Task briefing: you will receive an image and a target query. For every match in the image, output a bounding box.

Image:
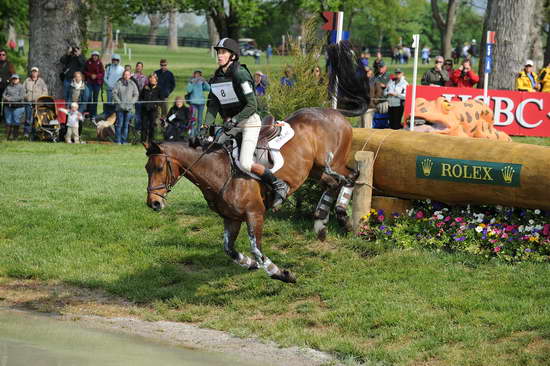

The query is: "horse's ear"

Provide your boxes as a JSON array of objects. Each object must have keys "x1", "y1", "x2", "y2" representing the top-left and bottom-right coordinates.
[{"x1": 145, "y1": 141, "x2": 162, "y2": 155}]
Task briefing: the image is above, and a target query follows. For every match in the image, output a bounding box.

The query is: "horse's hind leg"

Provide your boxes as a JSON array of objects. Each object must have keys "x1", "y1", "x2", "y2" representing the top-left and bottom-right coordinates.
[
  {"x1": 224, "y1": 218, "x2": 259, "y2": 270},
  {"x1": 246, "y1": 212, "x2": 296, "y2": 283},
  {"x1": 314, "y1": 188, "x2": 337, "y2": 241}
]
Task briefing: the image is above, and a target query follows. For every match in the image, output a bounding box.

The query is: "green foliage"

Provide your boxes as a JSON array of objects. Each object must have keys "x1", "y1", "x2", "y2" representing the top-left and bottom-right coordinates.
[
  {"x1": 0, "y1": 0, "x2": 28, "y2": 45},
  {"x1": 264, "y1": 18, "x2": 329, "y2": 120}
]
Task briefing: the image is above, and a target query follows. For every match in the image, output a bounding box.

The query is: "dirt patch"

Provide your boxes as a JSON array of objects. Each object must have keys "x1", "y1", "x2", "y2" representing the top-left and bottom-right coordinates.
[{"x1": 0, "y1": 278, "x2": 345, "y2": 366}]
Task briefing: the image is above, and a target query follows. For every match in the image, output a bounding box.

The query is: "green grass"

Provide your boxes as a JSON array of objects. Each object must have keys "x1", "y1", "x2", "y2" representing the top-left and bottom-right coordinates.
[{"x1": 2, "y1": 138, "x2": 550, "y2": 365}]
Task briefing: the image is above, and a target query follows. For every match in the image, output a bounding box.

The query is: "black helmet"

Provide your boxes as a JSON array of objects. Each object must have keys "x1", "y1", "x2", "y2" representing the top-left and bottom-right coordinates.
[{"x1": 214, "y1": 38, "x2": 240, "y2": 57}]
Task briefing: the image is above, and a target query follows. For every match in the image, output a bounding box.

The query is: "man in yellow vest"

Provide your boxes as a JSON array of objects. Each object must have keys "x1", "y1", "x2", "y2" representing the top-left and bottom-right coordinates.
[
  {"x1": 515, "y1": 60, "x2": 539, "y2": 92},
  {"x1": 538, "y1": 61, "x2": 550, "y2": 93}
]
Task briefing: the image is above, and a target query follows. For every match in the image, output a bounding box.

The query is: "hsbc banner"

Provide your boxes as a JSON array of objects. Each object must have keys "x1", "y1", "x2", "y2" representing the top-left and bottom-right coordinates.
[{"x1": 403, "y1": 85, "x2": 550, "y2": 137}]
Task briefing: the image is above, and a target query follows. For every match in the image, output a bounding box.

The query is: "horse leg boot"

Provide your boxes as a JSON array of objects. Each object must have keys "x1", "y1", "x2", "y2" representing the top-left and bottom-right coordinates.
[
  {"x1": 259, "y1": 169, "x2": 289, "y2": 210},
  {"x1": 246, "y1": 212, "x2": 296, "y2": 283},
  {"x1": 223, "y1": 218, "x2": 258, "y2": 270},
  {"x1": 314, "y1": 190, "x2": 336, "y2": 241},
  {"x1": 335, "y1": 182, "x2": 354, "y2": 233}
]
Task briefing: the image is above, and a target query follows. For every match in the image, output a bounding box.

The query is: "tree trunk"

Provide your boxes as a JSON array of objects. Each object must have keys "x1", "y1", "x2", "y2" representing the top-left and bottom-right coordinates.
[
  {"x1": 479, "y1": 0, "x2": 541, "y2": 90},
  {"x1": 29, "y1": 0, "x2": 85, "y2": 98},
  {"x1": 431, "y1": 0, "x2": 460, "y2": 58},
  {"x1": 545, "y1": 28, "x2": 550, "y2": 65},
  {"x1": 528, "y1": 0, "x2": 545, "y2": 67},
  {"x1": 167, "y1": 9, "x2": 178, "y2": 50},
  {"x1": 101, "y1": 17, "x2": 114, "y2": 64},
  {"x1": 206, "y1": 15, "x2": 219, "y2": 45},
  {"x1": 209, "y1": 4, "x2": 240, "y2": 40},
  {"x1": 147, "y1": 13, "x2": 163, "y2": 45}
]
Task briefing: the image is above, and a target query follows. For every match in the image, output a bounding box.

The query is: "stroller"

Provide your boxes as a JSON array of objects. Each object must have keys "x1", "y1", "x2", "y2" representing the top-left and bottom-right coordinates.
[{"x1": 32, "y1": 96, "x2": 61, "y2": 142}]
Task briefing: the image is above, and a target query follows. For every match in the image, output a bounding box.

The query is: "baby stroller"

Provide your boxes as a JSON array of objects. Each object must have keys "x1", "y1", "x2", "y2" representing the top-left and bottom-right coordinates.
[{"x1": 32, "y1": 96, "x2": 60, "y2": 142}]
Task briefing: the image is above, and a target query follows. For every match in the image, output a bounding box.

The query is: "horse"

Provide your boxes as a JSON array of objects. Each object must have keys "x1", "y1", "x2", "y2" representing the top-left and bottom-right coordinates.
[{"x1": 145, "y1": 108, "x2": 358, "y2": 283}]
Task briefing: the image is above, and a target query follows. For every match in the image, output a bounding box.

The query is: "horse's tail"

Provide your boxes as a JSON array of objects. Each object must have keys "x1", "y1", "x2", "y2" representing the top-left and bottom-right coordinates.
[{"x1": 326, "y1": 40, "x2": 370, "y2": 117}]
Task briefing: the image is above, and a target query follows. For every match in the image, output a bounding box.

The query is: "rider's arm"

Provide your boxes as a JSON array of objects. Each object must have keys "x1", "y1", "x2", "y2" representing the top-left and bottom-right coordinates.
[{"x1": 232, "y1": 68, "x2": 257, "y2": 123}]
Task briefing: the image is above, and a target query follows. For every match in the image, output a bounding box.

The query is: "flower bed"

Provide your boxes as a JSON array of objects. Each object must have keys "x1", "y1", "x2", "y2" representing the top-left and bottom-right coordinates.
[{"x1": 358, "y1": 200, "x2": 550, "y2": 262}]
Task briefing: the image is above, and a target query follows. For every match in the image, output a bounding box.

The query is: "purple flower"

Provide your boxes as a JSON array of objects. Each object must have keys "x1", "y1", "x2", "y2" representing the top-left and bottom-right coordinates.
[
  {"x1": 380, "y1": 225, "x2": 386, "y2": 230},
  {"x1": 454, "y1": 236, "x2": 466, "y2": 241},
  {"x1": 385, "y1": 230, "x2": 393, "y2": 236},
  {"x1": 377, "y1": 209, "x2": 384, "y2": 216},
  {"x1": 525, "y1": 248, "x2": 533, "y2": 253}
]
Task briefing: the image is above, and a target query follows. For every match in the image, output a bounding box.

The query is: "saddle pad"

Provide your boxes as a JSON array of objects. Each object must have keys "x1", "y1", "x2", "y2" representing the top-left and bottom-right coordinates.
[{"x1": 230, "y1": 121, "x2": 295, "y2": 179}]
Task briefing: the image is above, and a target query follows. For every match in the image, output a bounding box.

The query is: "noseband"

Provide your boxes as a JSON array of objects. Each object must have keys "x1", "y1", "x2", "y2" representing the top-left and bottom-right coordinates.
[{"x1": 147, "y1": 153, "x2": 184, "y2": 200}]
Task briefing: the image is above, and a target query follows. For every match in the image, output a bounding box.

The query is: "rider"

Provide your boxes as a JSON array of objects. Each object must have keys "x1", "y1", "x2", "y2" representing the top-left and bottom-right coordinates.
[{"x1": 204, "y1": 38, "x2": 288, "y2": 208}]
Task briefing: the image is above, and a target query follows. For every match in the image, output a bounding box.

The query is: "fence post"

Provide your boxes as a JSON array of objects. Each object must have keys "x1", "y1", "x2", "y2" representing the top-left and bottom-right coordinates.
[{"x1": 352, "y1": 151, "x2": 374, "y2": 233}]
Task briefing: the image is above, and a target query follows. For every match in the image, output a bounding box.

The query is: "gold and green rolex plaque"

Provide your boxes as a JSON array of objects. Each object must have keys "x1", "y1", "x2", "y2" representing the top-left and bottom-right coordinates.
[{"x1": 416, "y1": 156, "x2": 521, "y2": 187}]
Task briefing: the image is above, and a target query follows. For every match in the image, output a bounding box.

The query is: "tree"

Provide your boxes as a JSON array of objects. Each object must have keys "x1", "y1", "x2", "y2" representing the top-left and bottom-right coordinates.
[
  {"x1": 168, "y1": 9, "x2": 179, "y2": 50},
  {"x1": 0, "y1": 0, "x2": 28, "y2": 46},
  {"x1": 545, "y1": 1, "x2": 550, "y2": 65},
  {"x1": 147, "y1": 12, "x2": 167, "y2": 45},
  {"x1": 479, "y1": 0, "x2": 543, "y2": 90},
  {"x1": 28, "y1": 0, "x2": 86, "y2": 98},
  {"x1": 430, "y1": 0, "x2": 461, "y2": 58}
]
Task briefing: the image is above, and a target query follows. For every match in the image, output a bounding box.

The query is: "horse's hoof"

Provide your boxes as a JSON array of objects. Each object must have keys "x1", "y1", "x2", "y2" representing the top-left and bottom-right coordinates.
[
  {"x1": 271, "y1": 269, "x2": 296, "y2": 283},
  {"x1": 317, "y1": 228, "x2": 327, "y2": 241},
  {"x1": 249, "y1": 261, "x2": 260, "y2": 271}
]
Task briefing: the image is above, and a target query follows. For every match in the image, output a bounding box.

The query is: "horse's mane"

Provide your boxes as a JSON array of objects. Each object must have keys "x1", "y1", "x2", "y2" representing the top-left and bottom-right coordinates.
[{"x1": 326, "y1": 41, "x2": 370, "y2": 117}]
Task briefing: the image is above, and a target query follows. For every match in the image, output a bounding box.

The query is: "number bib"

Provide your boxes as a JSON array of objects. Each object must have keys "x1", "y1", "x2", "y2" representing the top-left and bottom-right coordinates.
[{"x1": 210, "y1": 81, "x2": 239, "y2": 105}]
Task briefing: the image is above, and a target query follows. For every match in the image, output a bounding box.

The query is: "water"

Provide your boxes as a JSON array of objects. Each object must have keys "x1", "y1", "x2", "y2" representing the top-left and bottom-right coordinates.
[{"x1": 0, "y1": 309, "x2": 254, "y2": 366}]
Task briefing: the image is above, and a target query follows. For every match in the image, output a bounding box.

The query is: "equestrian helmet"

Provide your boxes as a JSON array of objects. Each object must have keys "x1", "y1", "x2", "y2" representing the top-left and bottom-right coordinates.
[{"x1": 214, "y1": 38, "x2": 240, "y2": 57}]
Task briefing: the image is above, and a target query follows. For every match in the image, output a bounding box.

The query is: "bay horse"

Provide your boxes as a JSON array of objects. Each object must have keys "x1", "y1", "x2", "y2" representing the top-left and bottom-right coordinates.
[{"x1": 145, "y1": 108, "x2": 357, "y2": 283}]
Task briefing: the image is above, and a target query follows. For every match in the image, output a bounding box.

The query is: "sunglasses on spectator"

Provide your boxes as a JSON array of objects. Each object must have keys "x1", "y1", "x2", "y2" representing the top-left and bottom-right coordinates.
[
  {"x1": 0, "y1": 53, "x2": 6, "y2": 56},
  {"x1": 160, "y1": 64, "x2": 167, "y2": 66}
]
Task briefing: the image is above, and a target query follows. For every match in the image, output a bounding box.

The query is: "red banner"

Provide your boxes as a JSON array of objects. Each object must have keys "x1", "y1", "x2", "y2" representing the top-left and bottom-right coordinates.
[{"x1": 403, "y1": 85, "x2": 550, "y2": 137}]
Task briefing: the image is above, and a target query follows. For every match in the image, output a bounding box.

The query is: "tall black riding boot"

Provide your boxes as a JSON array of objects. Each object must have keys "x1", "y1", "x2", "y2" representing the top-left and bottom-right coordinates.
[
  {"x1": 260, "y1": 169, "x2": 289, "y2": 209},
  {"x1": 13, "y1": 126, "x2": 20, "y2": 140},
  {"x1": 6, "y1": 125, "x2": 12, "y2": 140}
]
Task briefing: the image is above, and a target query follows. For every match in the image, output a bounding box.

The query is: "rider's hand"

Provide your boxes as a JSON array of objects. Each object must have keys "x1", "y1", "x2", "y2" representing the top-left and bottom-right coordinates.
[{"x1": 223, "y1": 117, "x2": 237, "y2": 130}]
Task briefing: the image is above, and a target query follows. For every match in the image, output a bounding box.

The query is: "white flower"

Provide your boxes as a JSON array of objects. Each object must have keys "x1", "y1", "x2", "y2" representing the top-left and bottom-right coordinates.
[
  {"x1": 442, "y1": 208, "x2": 448, "y2": 212},
  {"x1": 534, "y1": 209, "x2": 541, "y2": 215},
  {"x1": 496, "y1": 205, "x2": 503, "y2": 211},
  {"x1": 477, "y1": 218, "x2": 484, "y2": 223},
  {"x1": 437, "y1": 214, "x2": 444, "y2": 220},
  {"x1": 426, "y1": 199, "x2": 431, "y2": 204},
  {"x1": 475, "y1": 226, "x2": 483, "y2": 233},
  {"x1": 525, "y1": 226, "x2": 533, "y2": 232},
  {"x1": 490, "y1": 218, "x2": 496, "y2": 224},
  {"x1": 535, "y1": 225, "x2": 543, "y2": 231},
  {"x1": 519, "y1": 225, "x2": 525, "y2": 232},
  {"x1": 529, "y1": 219, "x2": 534, "y2": 225},
  {"x1": 434, "y1": 211, "x2": 441, "y2": 216}
]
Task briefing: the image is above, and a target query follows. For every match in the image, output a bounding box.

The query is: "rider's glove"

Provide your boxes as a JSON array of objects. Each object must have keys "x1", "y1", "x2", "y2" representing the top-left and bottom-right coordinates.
[{"x1": 223, "y1": 117, "x2": 237, "y2": 130}]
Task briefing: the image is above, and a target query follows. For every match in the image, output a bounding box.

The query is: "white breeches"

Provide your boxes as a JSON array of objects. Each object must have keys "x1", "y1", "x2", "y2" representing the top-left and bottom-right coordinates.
[{"x1": 218, "y1": 113, "x2": 261, "y2": 173}]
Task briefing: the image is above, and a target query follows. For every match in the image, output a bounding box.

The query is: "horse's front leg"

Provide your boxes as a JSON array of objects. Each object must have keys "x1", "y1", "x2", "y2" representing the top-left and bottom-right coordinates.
[
  {"x1": 246, "y1": 212, "x2": 296, "y2": 283},
  {"x1": 223, "y1": 218, "x2": 259, "y2": 270}
]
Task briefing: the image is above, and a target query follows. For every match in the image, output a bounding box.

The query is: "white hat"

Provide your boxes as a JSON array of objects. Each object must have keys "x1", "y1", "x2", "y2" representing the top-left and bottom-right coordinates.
[
  {"x1": 31, "y1": 66, "x2": 39, "y2": 72},
  {"x1": 111, "y1": 53, "x2": 121, "y2": 60},
  {"x1": 525, "y1": 60, "x2": 534, "y2": 67},
  {"x1": 471, "y1": 39, "x2": 476, "y2": 44},
  {"x1": 91, "y1": 51, "x2": 100, "y2": 56}
]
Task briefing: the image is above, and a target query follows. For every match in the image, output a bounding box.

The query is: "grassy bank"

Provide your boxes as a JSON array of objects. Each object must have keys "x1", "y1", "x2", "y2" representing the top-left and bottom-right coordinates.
[{"x1": 1, "y1": 139, "x2": 550, "y2": 365}]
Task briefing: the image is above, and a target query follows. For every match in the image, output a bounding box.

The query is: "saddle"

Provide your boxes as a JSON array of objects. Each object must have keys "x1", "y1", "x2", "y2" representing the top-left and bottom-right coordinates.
[{"x1": 225, "y1": 115, "x2": 294, "y2": 180}]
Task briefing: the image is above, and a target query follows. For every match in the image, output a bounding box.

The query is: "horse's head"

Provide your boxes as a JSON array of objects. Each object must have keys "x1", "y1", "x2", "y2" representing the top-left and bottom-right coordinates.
[{"x1": 144, "y1": 141, "x2": 182, "y2": 211}]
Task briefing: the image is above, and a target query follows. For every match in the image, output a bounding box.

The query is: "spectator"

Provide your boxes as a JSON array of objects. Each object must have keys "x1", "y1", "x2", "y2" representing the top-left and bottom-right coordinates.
[
  {"x1": 373, "y1": 51, "x2": 384, "y2": 73},
  {"x1": 516, "y1": 60, "x2": 539, "y2": 92},
  {"x1": 359, "y1": 50, "x2": 369, "y2": 68},
  {"x1": 452, "y1": 44, "x2": 461, "y2": 64},
  {"x1": 403, "y1": 47, "x2": 411, "y2": 64},
  {"x1": 443, "y1": 59, "x2": 455, "y2": 87},
  {"x1": 0, "y1": 49, "x2": 16, "y2": 120},
  {"x1": 185, "y1": 70, "x2": 210, "y2": 137},
  {"x1": 384, "y1": 69, "x2": 408, "y2": 130},
  {"x1": 374, "y1": 61, "x2": 390, "y2": 88},
  {"x1": 468, "y1": 39, "x2": 478, "y2": 64},
  {"x1": 254, "y1": 50, "x2": 261, "y2": 64},
  {"x1": 461, "y1": 42, "x2": 470, "y2": 60},
  {"x1": 280, "y1": 67, "x2": 295, "y2": 87},
  {"x1": 17, "y1": 39, "x2": 24, "y2": 56},
  {"x1": 23, "y1": 67, "x2": 48, "y2": 138},
  {"x1": 3, "y1": 74, "x2": 25, "y2": 140},
  {"x1": 154, "y1": 59, "x2": 176, "y2": 118},
  {"x1": 7, "y1": 40, "x2": 16, "y2": 51},
  {"x1": 360, "y1": 67, "x2": 378, "y2": 128},
  {"x1": 421, "y1": 46, "x2": 430, "y2": 64},
  {"x1": 131, "y1": 61, "x2": 148, "y2": 132},
  {"x1": 538, "y1": 61, "x2": 550, "y2": 92},
  {"x1": 421, "y1": 56, "x2": 449, "y2": 87},
  {"x1": 391, "y1": 47, "x2": 399, "y2": 65},
  {"x1": 164, "y1": 96, "x2": 194, "y2": 140},
  {"x1": 68, "y1": 71, "x2": 90, "y2": 136},
  {"x1": 312, "y1": 66, "x2": 324, "y2": 85},
  {"x1": 254, "y1": 71, "x2": 267, "y2": 96},
  {"x1": 83, "y1": 51, "x2": 104, "y2": 120},
  {"x1": 451, "y1": 59, "x2": 479, "y2": 88},
  {"x1": 113, "y1": 70, "x2": 139, "y2": 144},
  {"x1": 60, "y1": 45, "x2": 85, "y2": 106},
  {"x1": 139, "y1": 73, "x2": 162, "y2": 142},
  {"x1": 266, "y1": 44, "x2": 273, "y2": 64},
  {"x1": 103, "y1": 54, "x2": 124, "y2": 116},
  {"x1": 58, "y1": 102, "x2": 83, "y2": 144}
]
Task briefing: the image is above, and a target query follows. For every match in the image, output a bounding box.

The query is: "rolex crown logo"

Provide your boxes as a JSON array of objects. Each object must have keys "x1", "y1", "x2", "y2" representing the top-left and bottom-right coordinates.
[
  {"x1": 501, "y1": 166, "x2": 515, "y2": 184},
  {"x1": 421, "y1": 159, "x2": 434, "y2": 176}
]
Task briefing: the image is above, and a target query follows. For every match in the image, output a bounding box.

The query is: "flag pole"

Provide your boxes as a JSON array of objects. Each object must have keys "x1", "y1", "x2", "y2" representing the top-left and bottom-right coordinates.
[
  {"x1": 409, "y1": 34, "x2": 420, "y2": 131},
  {"x1": 331, "y1": 11, "x2": 344, "y2": 109}
]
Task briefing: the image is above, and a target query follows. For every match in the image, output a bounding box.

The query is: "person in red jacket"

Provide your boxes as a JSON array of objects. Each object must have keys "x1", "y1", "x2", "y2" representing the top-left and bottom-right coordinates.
[
  {"x1": 451, "y1": 59, "x2": 479, "y2": 88},
  {"x1": 83, "y1": 51, "x2": 104, "y2": 119}
]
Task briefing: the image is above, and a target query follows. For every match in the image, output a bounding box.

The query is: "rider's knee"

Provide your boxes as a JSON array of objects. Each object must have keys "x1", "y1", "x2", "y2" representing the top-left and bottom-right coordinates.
[{"x1": 240, "y1": 158, "x2": 253, "y2": 173}]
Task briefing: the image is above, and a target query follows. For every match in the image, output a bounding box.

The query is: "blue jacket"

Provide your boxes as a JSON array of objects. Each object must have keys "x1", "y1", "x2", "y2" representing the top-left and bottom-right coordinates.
[
  {"x1": 154, "y1": 69, "x2": 176, "y2": 99},
  {"x1": 186, "y1": 79, "x2": 211, "y2": 105}
]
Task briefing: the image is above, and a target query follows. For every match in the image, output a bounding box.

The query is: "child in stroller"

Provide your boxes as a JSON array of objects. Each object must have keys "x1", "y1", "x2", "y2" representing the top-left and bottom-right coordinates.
[{"x1": 163, "y1": 96, "x2": 194, "y2": 141}]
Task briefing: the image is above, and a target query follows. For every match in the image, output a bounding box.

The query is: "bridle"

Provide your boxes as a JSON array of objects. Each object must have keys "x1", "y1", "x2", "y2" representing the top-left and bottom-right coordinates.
[{"x1": 147, "y1": 154, "x2": 185, "y2": 200}]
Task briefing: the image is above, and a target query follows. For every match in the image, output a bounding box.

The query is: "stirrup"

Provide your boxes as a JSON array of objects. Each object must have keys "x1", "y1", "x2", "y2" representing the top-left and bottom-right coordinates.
[{"x1": 271, "y1": 179, "x2": 289, "y2": 208}]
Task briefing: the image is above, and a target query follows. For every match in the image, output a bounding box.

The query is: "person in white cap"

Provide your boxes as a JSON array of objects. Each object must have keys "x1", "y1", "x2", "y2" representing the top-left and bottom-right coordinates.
[
  {"x1": 516, "y1": 60, "x2": 539, "y2": 92},
  {"x1": 2, "y1": 74, "x2": 25, "y2": 140},
  {"x1": 83, "y1": 50, "x2": 104, "y2": 119},
  {"x1": 104, "y1": 53, "x2": 124, "y2": 116},
  {"x1": 23, "y1": 67, "x2": 48, "y2": 138}
]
